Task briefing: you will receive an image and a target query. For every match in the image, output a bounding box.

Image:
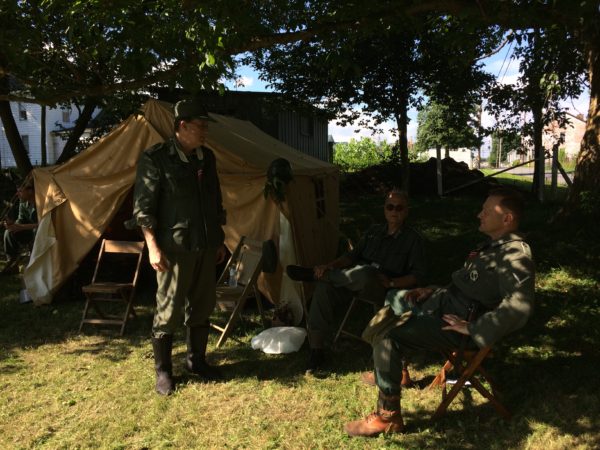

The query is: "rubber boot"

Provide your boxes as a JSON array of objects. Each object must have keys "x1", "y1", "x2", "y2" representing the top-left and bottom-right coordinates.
[
  {"x1": 152, "y1": 335, "x2": 175, "y2": 396},
  {"x1": 305, "y1": 330, "x2": 327, "y2": 375},
  {"x1": 186, "y1": 325, "x2": 223, "y2": 381},
  {"x1": 344, "y1": 391, "x2": 404, "y2": 437}
]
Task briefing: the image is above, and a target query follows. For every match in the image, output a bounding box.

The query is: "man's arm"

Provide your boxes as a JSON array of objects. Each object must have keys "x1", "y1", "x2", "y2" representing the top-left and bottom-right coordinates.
[
  {"x1": 133, "y1": 151, "x2": 165, "y2": 271},
  {"x1": 467, "y1": 248, "x2": 535, "y2": 347},
  {"x1": 142, "y1": 226, "x2": 169, "y2": 272},
  {"x1": 314, "y1": 254, "x2": 354, "y2": 279}
]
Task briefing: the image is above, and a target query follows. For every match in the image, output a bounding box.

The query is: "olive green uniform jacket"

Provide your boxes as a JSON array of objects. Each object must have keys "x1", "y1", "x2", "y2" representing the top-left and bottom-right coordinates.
[{"x1": 132, "y1": 138, "x2": 226, "y2": 251}]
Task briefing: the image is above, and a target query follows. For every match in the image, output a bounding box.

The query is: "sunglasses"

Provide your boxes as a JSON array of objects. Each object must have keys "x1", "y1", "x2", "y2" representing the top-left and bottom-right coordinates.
[{"x1": 385, "y1": 203, "x2": 406, "y2": 212}]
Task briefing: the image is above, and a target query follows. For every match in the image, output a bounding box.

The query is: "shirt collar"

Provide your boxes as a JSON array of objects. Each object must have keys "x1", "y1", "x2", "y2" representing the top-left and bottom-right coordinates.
[
  {"x1": 380, "y1": 223, "x2": 403, "y2": 239},
  {"x1": 171, "y1": 138, "x2": 204, "y2": 163}
]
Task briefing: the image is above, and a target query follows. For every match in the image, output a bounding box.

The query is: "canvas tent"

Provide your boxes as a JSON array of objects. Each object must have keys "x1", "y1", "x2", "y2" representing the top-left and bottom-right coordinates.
[{"x1": 24, "y1": 99, "x2": 339, "y2": 318}]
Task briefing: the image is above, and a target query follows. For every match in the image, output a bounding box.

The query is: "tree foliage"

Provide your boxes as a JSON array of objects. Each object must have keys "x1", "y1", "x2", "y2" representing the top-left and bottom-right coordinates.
[
  {"x1": 0, "y1": 0, "x2": 597, "y2": 218},
  {"x1": 489, "y1": 130, "x2": 521, "y2": 167},
  {"x1": 251, "y1": 12, "x2": 497, "y2": 192},
  {"x1": 415, "y1": 100, "x2": 481, "y2": 154},
  {"x1": 486, "y1": 27, "x2": 587, "y2": 196}
]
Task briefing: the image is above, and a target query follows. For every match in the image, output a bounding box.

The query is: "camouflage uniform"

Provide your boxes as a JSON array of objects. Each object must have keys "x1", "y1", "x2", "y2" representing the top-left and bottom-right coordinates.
[
  {"x1": 133, "y1": 138, "x2": 226, "y2": 337},
  {"x1": 374, "y1": 232, "x2": 535, "y2": 395}
]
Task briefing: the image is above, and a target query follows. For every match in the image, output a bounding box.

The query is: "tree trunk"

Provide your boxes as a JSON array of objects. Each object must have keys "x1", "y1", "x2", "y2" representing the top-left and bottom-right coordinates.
[
  {"x1": 41, "y1": 105, "x2": 47, "y2": 166},
  {"x1": 563, "y1": 34, "x2": 600, "y2": 216},
  {"x1": 395, "y1": 100, "x2": 410, "y2": 193},
  {"x1": 0, "y1": 78, "x2": 33, "y2": 176},
  {"x1": 531, "y1": 103, "x2": 544, "y2": 200},
  {"x1": 55, "y1": 97, "x2": 97, "y2": 164}
]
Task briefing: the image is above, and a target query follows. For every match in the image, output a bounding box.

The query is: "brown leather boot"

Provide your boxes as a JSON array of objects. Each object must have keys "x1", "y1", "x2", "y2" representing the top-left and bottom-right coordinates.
[
  {"x1": 360, "y1": 368, "x2": 413, "y2": 387},
  {"x1": 344, "y1": 392, "x2": 403, "y2": 437}
]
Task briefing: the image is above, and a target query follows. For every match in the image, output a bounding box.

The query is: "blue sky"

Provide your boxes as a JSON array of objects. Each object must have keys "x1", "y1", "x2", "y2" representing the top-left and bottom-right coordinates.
[{"x1": 225, "y1": 46, "x2": 590, "y2": 153}]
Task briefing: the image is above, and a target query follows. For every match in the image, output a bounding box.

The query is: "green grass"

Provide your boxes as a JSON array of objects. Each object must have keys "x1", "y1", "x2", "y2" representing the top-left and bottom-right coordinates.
[{"x1": 1, "y1": 179, "x2": 599, "y2": 449}]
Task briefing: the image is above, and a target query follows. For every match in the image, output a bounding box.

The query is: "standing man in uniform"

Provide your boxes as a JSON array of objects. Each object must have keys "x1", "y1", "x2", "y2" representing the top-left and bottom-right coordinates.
[
  {"x1": 133, "y1": 99, "x2": 227, "y2": 396},
  {"x1": 2, "y1": 181, "x2": 37, "y2": 275},
  {"x1": 286, "y1": 190, "x2": 426, "y2": 373},
  {"x1": 344, "y1": 187, "x2": 535, "y2": 437}
]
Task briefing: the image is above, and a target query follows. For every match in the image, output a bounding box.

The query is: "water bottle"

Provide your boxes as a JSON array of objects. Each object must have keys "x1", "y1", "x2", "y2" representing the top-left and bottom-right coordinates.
[{"x1": 229, "y1": 266, "x2": 238, "y2": 287}]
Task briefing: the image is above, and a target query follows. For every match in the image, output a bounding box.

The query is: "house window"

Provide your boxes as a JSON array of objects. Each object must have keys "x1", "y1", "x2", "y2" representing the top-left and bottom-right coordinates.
[
  {"x1": 62, "y1": 108, "x2": 71, "y2": 123},
  {"x1": 300, "y1": 116, "x2": 314, "y2": 137},
  {"x1": 21, "y1": 135, "x2": 29, "y2": 153},
  {"x1": 18, "y1": 103, "x2": 27, "y2": 121},
  {"x1": 314, "y1": 178, "x2": 326, "y2": 219}
]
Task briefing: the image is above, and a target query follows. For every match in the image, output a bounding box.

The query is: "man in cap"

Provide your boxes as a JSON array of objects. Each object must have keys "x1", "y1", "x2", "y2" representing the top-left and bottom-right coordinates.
[
  {"x1": 344, "y1": 187, "x2": 535, "y2": 437},
  {"x1": 287, "y1": 190, "x2": 427, "y2": 374},
  {"x1": 132, "y1": 99, "x2": 227, "y2": 395}
]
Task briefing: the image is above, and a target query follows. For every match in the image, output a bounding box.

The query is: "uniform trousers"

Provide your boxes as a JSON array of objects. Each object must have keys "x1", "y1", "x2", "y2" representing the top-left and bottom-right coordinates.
[
  {"x1": 3, "y1": 229, "x2": 34, "y2": 260},
  {"x1": 152, "y1": 247, "x2": 217, "y2": 337},
  {"x1": 373, "y1": 291, "x2": 477, "y2": 396},
  {"x1": 308, "y1": 264, "x2": 387, "y2": 344}
]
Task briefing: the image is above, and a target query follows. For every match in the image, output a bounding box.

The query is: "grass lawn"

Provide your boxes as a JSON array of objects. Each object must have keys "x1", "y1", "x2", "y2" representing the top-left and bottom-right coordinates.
[{"x1": 1, "y1": 177, "x2": 599, "y2": 449}]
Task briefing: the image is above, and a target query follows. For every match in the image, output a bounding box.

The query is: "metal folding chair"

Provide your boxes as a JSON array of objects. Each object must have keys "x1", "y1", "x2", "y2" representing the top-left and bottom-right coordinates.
[{"x1": 210, "y1": 236, "x2": 267, "y2": 347}]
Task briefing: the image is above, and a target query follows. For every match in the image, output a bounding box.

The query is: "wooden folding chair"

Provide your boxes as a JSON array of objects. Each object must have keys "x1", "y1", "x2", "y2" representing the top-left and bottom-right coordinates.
[
  {"x1": 428, "y1": 346, "x2": 511, "y2": 420},
  {"x1": 333, "y1": 295, "x2": 379, "y2": 345},
  {"x1": 210, "y1": 236, "x2": 267, "y2": 347},
  {"x1": 79, "y1": 239, "x2": 145, "y2": 336}
]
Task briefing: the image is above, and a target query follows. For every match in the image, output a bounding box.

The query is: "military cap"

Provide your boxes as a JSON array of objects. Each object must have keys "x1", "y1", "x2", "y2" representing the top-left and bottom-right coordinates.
[{"x1": 174, "y1": 99, "x2": 212, "y2": 121}]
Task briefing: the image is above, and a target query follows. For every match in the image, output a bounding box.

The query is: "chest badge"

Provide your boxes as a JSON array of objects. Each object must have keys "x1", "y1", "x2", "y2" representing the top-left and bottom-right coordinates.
[{"x1": 469, "y1": 270, "x2": 479, "y2": 282}]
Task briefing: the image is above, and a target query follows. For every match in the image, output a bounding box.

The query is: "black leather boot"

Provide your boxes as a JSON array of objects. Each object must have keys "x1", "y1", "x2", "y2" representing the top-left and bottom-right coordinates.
[
  {"x1": 152, "y1": 335, "x2": 175, "y2": 395},
  {"x1": 186, "y1": 325, "x2": 223, "y2": 381}
]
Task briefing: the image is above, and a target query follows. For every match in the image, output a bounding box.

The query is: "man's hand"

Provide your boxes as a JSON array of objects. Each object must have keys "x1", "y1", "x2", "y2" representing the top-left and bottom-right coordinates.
[
  {"x1": 148, "y1": 243, "x2": 169, "y2": 272},
  {"x1": 314, "y1": 264, "x2": 330, "y2": 279},
  {"x1": 376, "y1": 273, "x2": 393, "y2": 288},
  {"x1": 404, "y1": 287, "x2": 434, "y2": 303},
  {"x1": 442, "y1": 314, "x2": 470, "y2": 335},
  {"x1": 215, "y1": 244, "x2": 227, "y2": 264}
]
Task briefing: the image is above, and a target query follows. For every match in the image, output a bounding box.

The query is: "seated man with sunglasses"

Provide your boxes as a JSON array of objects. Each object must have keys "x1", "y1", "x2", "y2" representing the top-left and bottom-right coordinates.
[{"x1": 286, "y1": 190, "x2": 426, "y2": 373}]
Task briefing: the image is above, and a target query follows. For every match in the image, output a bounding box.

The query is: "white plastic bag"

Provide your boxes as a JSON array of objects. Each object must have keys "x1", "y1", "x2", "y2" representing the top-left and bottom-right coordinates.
[{"x1": 251, "y1": 326, "x2": 307, "y2": 354}]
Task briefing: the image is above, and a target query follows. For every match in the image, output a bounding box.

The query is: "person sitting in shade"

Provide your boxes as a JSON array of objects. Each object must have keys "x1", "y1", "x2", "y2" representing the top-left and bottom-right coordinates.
[
  {"x1": 286, "y1": 190, "x2": 426, "y2": 373},
  {"x1": 2, "y1": 181, "x2": 37, "y2": 275},
  {"x1": 344, "y1": 187, "x2": 535, "y2": 438}
]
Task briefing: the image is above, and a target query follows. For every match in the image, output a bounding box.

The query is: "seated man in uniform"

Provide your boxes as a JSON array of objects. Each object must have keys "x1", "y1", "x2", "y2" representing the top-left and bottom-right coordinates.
[
  {"x1": 2, "y1": 181, "x2": 37, "y2": 274},
  {"x1": 344, "y1": 187, "x2": 535, "y2": 437},
  {"x1": 286, "y1": 190, "x2": 426, "y2": 373}
]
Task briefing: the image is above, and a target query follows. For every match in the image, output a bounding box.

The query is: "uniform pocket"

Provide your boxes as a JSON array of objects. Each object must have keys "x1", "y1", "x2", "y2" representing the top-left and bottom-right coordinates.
[{"x1": 171, "y1": 220, "x2": 190, "y2": 248}]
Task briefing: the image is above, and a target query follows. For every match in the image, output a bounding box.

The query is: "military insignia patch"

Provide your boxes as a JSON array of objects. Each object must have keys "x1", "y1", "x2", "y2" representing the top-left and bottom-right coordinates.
[{"x1": 469, "y1": 270, "x2": 479, "y2": 281}]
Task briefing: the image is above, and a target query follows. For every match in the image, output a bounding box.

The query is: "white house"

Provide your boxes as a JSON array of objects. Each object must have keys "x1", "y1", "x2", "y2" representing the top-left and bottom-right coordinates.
[
  {"x1": 0, "y1": 102, "x2": 97, "y2": 167},
  {"x1": 426, "y1": 147, "x2": 475, "y2": 168}
]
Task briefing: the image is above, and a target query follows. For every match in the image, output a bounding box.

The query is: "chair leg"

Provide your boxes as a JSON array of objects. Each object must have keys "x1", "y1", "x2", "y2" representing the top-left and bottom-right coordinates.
[
  {"x1": 253, "y1": 286, "x2": 268, "y2": 329},
  {"x1": 333, "y1": 297, "x2": 358, "y2": 345},
  {"x1": 119, "y1": 290, "x2": 136, "y2": 336},
  {"x1": 79, "y1": 296, "x2": 93, "y2": 332},
  {"x1": 215, "y1": 296, "x2": 249, "y2": 348},
  {"x1": 431, "y1": 347, "x2": 510, "y2": 420}
]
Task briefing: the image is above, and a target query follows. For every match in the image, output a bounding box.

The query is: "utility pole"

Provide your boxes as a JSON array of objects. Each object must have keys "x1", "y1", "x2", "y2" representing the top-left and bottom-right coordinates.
[{"x1": 498, "y1": 136, "x2": 503, "y2": 168}]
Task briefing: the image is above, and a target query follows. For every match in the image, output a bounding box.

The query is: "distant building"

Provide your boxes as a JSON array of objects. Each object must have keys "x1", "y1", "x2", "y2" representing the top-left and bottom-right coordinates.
[
  {"x1": 506, "y1": 112, "x2": 586, "y2": 165},
  {"x1": 0, "y1": 102, "x2": 97, "y2": 168},
  {"x1": 157, "y1": 90, "x2": 331, "y2": 162},
  {"x1": 426, "y1": 147, "x2": 475, "y2": 168},
  {"x1": 542, "y1": 112, "x2": 586, "y2": 160}
]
